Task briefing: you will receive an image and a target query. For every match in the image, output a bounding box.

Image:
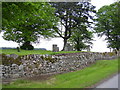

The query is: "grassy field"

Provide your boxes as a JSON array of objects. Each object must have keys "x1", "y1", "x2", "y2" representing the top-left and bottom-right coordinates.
[
  {"x1": 1, "y1": 49, "x2": 82, "y2": 55},
  {"x1": 3, "y1": 59, "x2": 118, "y2": 88}
]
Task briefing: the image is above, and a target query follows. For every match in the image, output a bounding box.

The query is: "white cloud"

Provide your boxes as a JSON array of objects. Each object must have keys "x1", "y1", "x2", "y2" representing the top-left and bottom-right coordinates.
[
  {"x1": 91, "y1": 35, "x2": 110, "y2": 52},
  {"x1": 32, "y1": 38, "x2": 63, "y2": 50},
  {"x1": 91, "y1": 0, "x2": 116, "y2": 10}
]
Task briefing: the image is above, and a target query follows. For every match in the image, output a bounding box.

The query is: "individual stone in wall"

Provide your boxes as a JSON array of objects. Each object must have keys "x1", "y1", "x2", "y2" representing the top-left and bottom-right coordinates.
[{"x1": 10, "y1": 54, "x2": 19, "y2": 59}]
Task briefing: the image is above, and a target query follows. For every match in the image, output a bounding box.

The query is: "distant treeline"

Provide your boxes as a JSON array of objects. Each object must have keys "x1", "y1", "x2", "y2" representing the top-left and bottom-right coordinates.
[
  {"x1": 0, "y1": 47, "x2": 46, "y2": 50},
  {"x1": 0, "y1": 47, "x2": 16, "y2": 49}
]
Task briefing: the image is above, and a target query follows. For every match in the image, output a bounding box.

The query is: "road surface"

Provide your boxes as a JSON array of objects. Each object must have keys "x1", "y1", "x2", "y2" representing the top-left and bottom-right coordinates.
[{"x1": 96, "y1": 74, "x2": 119, "y2": 88}]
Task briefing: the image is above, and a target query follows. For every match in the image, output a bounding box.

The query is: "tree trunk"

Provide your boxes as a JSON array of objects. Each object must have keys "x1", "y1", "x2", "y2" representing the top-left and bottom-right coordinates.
[
  {"x1": 61, "y1": 38, "x2": 67, "y2": 51},
  {"x1": 17, "y1": 47, "x2": 20, "y2": 52},
  {"x1": 76, "y1": 46, "x2": 82, "y2": 51},
  {"x1": 116, "y1": 47, "x2": 119, "y2": 51}
]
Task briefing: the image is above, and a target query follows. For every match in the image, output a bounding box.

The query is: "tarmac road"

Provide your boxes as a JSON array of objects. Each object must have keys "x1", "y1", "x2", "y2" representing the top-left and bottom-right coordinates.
[{"x1": 96, "y1": 74, "x2": 119, "y2": 88}]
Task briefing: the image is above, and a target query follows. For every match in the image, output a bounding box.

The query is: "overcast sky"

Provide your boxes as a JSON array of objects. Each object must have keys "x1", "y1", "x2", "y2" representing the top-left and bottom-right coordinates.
[{"x1": 0, "y1": 0, "x2": 116, "y2": 52}]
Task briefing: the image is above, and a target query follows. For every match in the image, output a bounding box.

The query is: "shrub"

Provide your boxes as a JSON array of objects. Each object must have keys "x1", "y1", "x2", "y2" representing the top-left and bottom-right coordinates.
[
  {"x1": 108, "y1": 52, "x2": 116, "y2": 56},
  {"x1": 20, "y1": 41, "x2": 34, "y2": 50}
]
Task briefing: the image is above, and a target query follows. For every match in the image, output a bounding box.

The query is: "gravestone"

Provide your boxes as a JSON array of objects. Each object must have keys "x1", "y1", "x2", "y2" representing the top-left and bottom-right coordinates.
[
  {"x1": 64, "y1": 43, "x2": 73, "y2": 51},
  {"x1": 86, "y1": 45, "x2": 91, "y2": 52},
  {"x1": 52, "y1": 44, "x2": 59, "y2": 52}
]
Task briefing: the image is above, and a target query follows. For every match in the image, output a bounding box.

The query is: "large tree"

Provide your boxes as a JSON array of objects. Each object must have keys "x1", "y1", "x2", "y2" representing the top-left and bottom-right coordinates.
[
  {"x1": 2, "y1": 2, "x2": 58, "y2": 50},
  {"x1": 51, "y1": 2, "x2": 96, "y2": 51},
  {"x1": 95, "y1": 2, "x2": 120, "y2": 51}
]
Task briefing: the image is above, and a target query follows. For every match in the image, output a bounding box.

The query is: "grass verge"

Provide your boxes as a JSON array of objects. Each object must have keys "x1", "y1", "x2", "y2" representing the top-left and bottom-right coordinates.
[{"x1": 3, "y1": 59, "x2": 118, "y2": 88}]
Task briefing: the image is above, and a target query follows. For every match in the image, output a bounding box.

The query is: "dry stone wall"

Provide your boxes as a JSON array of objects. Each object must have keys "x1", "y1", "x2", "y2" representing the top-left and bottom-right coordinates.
[{"x1": 0, "y1": 52, "x2": 118, "y2": 80}]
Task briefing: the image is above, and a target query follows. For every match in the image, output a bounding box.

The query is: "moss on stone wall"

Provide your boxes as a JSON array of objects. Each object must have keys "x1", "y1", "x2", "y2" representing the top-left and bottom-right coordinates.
[
  {"x1": 41, "y1": 56, "x2": 58, "y2": 63},
  {"x1": 1, "y1": 54, "x2": 22, "y2": 65}
]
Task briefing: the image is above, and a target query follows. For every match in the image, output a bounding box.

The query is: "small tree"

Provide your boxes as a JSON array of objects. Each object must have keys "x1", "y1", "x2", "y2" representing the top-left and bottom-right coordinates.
[
  {"x1": 69, "y1": 25, "x2": 93, "y2": 51},
  {"x1": 95, "y1": 2, "x2": 120, "y2": 51}
]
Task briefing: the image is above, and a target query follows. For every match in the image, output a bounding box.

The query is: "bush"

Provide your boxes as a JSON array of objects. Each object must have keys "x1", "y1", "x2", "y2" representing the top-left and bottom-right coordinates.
[
  {"x1": 108, "y1": 52, "x2": 116, "y2": 56},
  {"x1": 20, "y1": 41, "x2": 34, "y2": 50}
]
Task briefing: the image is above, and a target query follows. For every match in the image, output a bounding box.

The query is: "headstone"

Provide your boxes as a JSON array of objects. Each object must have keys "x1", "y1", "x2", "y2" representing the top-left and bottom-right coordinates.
[
  {"x1": 85, "y1": 45, "x2": 91, "y2": 52},
  {"x1": 86, "y1": 47, "x2": 90, "y2": 52},
  {"x1": 64, "y1": 43, "x2": 73, "y2": 51},
  {"x1": 52, "y1": 44, "x2": 59, "y2": 52}
]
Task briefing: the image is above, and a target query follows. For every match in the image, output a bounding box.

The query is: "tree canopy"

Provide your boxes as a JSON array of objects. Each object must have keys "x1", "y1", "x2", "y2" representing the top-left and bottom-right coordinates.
[
  {"x1": 95, "y1": 2, "x2": 120, "y2": 50},
  {"x1": 51, "y1": 2, "x2": 96, "y2": 51},
  {"x1": 2, "y1": 2, "x2": 58, "y2": 49}
]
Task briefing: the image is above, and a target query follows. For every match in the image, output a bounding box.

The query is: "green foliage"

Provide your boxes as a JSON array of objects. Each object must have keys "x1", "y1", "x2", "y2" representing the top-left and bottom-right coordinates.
[
  {"x1": 3, "y1": 59, "x2": 118, "y2": 88},
  {"x1": 2, "y1": 2, "x2": 58, "y2": 45},
  {"x1": 108, "y1": 52, "x2": 116, "y2": 56},
  {"x1": 69, "y1": 25, "x2": 93, "y2": 51},
  {"x1": 95, "y1": 2, "x2": 120, "y2": 50}
]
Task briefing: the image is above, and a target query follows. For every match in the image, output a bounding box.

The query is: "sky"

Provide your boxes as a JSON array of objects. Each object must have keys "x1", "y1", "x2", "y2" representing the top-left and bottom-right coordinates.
[{"x1": 0, "y1": 0, "x2": 117, "y2": 52}]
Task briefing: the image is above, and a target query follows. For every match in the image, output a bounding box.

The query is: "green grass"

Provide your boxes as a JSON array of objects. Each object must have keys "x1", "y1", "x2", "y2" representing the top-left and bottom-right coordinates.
[
  {"x1": 3, "y1": 59, "x2": 118, "y2": 88},
  {"x1": 1, "y1": 49, "x2": 82, "y2": 55},
  {"x1": 0, "y1": 49, "x2": 2, "y2": 53}
]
